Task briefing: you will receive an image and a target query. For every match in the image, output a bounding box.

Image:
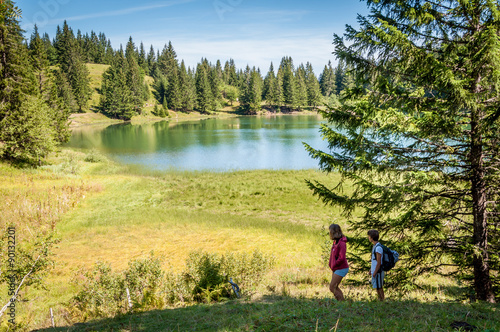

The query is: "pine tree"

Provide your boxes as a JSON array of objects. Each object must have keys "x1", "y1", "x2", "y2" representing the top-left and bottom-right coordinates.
[
  {"x1": 208, "y1": 64, "x2": 223, "y2": 108},
  {"x1": 100, "y1": 52, "x2": 135, "y2": 120},
  {"x1": 306, "y1": 0, "x2": 500, "y2": 302},
  {"x1": 147, "y1": 45, "x2": 156, "y2": 76},
  {"x1": 319, "y1": 61, "x2": 335, "y2": 97},
  {"x1": 42, "y1": 33, "x2": 57, "y2": 65},
  {"x1": 274, "y1": 69, "x2": 284, "y2": 110},
  {"x1": 263, "y1": 62, "x2": 276, "y2": 106},
  {"x1": 241, "y1": 68, "x2": 262, "y2": 113},
  {"x1": 305, "y1": 62, "x2": 322, "y2": 108},
  {"x1": 125, "y1": 39, "x2": 146, "y2": 113},
  {"x1": 0, "y1": 0, "x2": 67, "y2": 164},
  {"x1": 138, "y1": 42, "x2": 148, "y2": 73},
  {"x1": 295, "y1": 64, "x2": 308, "y2": 110},
  {"x1": 224, "y1": 59, "x2": 238, "y2": 86},
  {"x1": 178, "y1": 61, "x2": 194, "y2": 111},
  {"x1": 56, "y1": 21, "x2": 91, "y2": 112},
  {"x1": 195, "y1": 63, "x2": 213, "y2": 113},
  {"x1": 96, "y1": 32, "x2": 107, "y2": 64},
  {"x1": 334, "y1": 61, "x2": 346, "y2": 95},
  {"x1": 104, "y1": 39, "x2": 114, "y2": 65},
  {"x1": 29, "y1": 27, "x2": 71, "y2": 144},
  {"x1": 280, "y1": 56, "x2": 297, "y2": 110},
  {"x1": 29, "y1": 25, "x2": 49, "y2": 93},
  {"x1": 157, "y1": 41, "x2": 177, "y2": 80},
  {"x1": 52, "y1": 69, "x2": 77, "y2": 112},
  {"x1": 125, "y1": 36, "x2": 138, "y2": 62},
  {"x1": 166, "y1": 64, "x2": 181, "y2": 111}
]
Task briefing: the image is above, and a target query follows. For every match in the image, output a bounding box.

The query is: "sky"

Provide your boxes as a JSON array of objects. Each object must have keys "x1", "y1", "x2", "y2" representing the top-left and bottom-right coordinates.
[{"x1": 18, "y1": 0, "x2": 369, "y2": 75}]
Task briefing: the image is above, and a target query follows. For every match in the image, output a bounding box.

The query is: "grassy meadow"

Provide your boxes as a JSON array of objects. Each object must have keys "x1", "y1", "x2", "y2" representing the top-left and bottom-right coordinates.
[{"x1": 0, "y1": 150, "x2": 498, "y2": 331}]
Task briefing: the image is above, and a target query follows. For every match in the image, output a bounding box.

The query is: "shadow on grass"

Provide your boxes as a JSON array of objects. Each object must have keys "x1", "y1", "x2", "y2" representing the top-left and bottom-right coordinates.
[{"x1": 33, "y1": 296, "x2": 499, "y2": 332}]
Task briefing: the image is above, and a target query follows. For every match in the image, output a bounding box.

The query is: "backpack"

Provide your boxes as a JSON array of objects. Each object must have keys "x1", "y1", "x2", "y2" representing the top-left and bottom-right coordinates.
[{"x1": 373, "y1": 243, "x2": 399, "y2": 271}]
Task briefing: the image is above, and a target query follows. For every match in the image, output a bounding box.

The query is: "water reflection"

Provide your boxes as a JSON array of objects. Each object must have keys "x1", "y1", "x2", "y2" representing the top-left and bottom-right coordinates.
[{"x1": 66, "y1": 115, "x2": 328, "y2": 171}]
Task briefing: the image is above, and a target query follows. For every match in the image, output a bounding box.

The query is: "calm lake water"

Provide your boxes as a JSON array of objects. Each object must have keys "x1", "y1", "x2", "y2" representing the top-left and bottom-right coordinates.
[{"x1": 66, "y1": 115, "x2": 329, "y2": 171}]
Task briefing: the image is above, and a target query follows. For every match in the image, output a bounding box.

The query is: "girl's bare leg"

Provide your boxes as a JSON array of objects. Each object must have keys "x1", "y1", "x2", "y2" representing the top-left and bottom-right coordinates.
[{"x1": 329, "y1": 273, "x2": 345, "y2": 301}]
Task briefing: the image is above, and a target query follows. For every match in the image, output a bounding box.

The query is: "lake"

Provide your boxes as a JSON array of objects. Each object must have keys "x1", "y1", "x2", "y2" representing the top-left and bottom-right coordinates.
[{"x1": 66, "y1": 115, "x2": 329, "y2": 171}]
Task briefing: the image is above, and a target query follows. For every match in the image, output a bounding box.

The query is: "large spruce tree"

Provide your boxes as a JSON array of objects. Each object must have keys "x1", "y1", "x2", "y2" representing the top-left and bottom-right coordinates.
[
  {"x1": 0, "y1": 0, "x2": 69, "y2": 164},
  {"x1": 56, "y1": 21, "x2": 91, "y2": 112},
  {"x1": 100, "y1": 51, "x2": 135, "y2": 120},
  {"x1": 306, "y1": 0, "x2": 500, "y2": 302}
]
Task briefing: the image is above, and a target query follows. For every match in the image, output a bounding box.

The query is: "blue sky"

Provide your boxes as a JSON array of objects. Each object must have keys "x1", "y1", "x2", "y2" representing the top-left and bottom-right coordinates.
[{"x1": 19, "y1": 0, "x2": 369, "y2": 74}]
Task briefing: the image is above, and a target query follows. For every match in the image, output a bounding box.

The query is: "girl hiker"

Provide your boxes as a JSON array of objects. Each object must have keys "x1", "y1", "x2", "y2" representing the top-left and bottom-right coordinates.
[{"x1": 328, "y1": 224, "x2": 349, "y2": 301}]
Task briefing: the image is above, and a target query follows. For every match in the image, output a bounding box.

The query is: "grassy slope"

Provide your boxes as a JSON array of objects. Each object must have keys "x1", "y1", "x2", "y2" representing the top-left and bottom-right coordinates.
[
  {"x1": 78, "y1": 63, "x2": 240, "y2": 127},
  {"x1": 1, "y1": 153, "x2": 498, "y2": 331},
  {"x1": 78, "y1": 64, "x2": 318, "y2": 128},
  {"x1": 34, "y1": 299, "x2": 499, "y2": 332}
]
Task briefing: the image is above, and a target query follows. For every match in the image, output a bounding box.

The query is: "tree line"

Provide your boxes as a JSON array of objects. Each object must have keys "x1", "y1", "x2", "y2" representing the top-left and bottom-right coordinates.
[{"x1": 27, "y1": 21, "x2": 356, "y2": 120}]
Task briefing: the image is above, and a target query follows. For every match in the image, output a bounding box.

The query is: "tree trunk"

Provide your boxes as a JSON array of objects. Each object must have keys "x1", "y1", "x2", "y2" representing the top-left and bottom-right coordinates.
[{"x1": 470, "y1": 111, "x2": 495, "y2": 303}]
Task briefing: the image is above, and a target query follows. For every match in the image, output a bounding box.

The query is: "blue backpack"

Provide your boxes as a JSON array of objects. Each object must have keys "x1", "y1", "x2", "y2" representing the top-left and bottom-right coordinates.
[{"x1": 373, "y1": 243, "x2": 400, "y2": 271}]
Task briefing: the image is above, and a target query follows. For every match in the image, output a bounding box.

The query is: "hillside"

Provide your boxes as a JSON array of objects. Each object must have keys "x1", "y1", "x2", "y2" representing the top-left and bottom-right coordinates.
[{"x1": 76, "y1": 63, "x2": 241, "y2": 127}]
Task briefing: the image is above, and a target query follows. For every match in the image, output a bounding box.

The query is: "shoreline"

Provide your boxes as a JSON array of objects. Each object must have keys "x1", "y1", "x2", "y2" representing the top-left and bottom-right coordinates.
[{"x1": 69, "y1": 109, "x2": 322, "y2": 130}]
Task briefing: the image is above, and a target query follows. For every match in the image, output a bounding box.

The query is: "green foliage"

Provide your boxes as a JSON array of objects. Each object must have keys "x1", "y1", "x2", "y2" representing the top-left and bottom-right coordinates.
[
  {"x1": 68, "y1": 250, "x2": 274, "y2": 320},
  {"x1": 195, "y1": 63, "x2": 214, "y2": 113},
  {"x1": 70, "y1": 262, "x2": 125, "y2": 320},
  {"x1": 84, "y1": 149, "x2": 107, "y2": 163},
  {"x1": 55, "y1": 21, "x2": 91, "y2": 112},
  {"x1": 280, "y1": 56, "x2": 297, "y2": 109},
  {"x1": 184, "y1": 250, "x2": 274, "y2": 303},
  {"x1": 224, "y1": 85, "x2": 239, "y2": 106},
  {"x1": 99, "y1": 52, "x2": 137, "y2": 120},
  {"x1": 124, "y1": 253, "x2": 165, "y2": 309},
  {"x1": 184, "y1": 251, "x2": 231, "y2": 303},
  {"x1": 319, "y1": 61, "x2": 336, "y2": 97},
  {"x1": 0, "y1": 96, "x2": 57, "y2": 164},
  {"x1": 305, "y1": 62, "x2": 322, "y2": 108},
  {"x1": 306, "y1": 0, "x2": 500, "y2": 302},
  {"x1": 240, "y1": 69, "x2": 262, "y2": 113}
]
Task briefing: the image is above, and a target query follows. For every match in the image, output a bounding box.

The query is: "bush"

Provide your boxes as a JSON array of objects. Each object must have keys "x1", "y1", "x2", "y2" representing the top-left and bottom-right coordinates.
[
  {"x1": 84, "y1": 149, "x2": 107, "y2": 163},
  {"x1": 184, "y1": 250, "x2": 275, "y2": 303},
  {"x1": 67, "y1": 250, "x2": 275, "y2": 320},
  {"x1": 184, "y1": 251, "x2": 232, "y2": 303},
  {"x1": 60, "y1": 152, "x2": 81, "y2": 175},
  {"x1": 124, "y1": 253, "x2": 165, "y2": 309},
  {"x1": 69, "y1": 262, "x2": 125, "y2": 321}
]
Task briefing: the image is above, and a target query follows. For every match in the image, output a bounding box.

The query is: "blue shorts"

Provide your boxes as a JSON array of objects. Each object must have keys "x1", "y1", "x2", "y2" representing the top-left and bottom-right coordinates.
[
  {"x1": 333, "y1": 268, "x2": 349, "y2": 278},
  {"x1": 372, "y1": 271, "x2": 384, "y2": 289}
]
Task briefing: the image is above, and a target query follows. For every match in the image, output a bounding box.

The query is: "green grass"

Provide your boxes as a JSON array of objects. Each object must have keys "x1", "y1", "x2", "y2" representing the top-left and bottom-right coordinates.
[
  {"x1": 1, "y1": 152, "x2": 499, "y2": 331},
  {"x1": 32, "y1": 298, "x2": 500, "y2": 331},
  {"x1": 86, "y1": 63, "x2": 110, "y2": 110}
]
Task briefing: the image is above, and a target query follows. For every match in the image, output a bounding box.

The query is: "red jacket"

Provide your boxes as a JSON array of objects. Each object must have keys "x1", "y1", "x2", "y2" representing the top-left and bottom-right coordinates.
[{"x1": 329, "y1": 236, "x2": 349, "y2": 271}]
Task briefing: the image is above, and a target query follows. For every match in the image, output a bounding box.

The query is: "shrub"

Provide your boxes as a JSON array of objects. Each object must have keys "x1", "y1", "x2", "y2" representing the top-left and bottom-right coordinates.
[
  {"x1": 184, "y1": 251, "x2": 232, "y2": 303},
  {"x1": 67, "y1": 250, "x2": 275, "y2": 320},
  {"x1": 124, "y1": 253, "x2": 165, "y2": 309},
  {"x1": 69, "y1": 262, "x2": 125, "y2": 321},
  {"x1": 84, "y1": 149, "x2": 107, "y2": 163}
]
